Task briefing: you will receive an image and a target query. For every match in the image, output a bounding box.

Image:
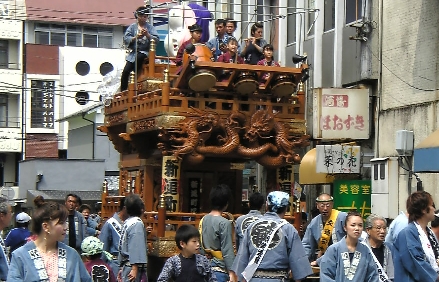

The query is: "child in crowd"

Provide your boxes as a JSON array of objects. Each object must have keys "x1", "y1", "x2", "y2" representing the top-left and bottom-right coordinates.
[
  {"x1": 217, "y1": 37, "x2": 244, "y2": 81},
  {"x1": 157, "y1": 224, "x2": 217, "y2": 282},
  {"x1": 257, "y1": 44, "x2": 280, "y2": 84},
  {"x1": 217, "y1": 37, "x2": 244, "y2": 64},
  {"x1": 81, "y1": 236, "x2": 116, "y2": 282}
]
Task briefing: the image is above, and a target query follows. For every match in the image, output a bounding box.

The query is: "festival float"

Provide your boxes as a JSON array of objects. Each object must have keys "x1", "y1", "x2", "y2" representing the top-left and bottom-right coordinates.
[{"x1": 98, "y1": 2, "x2": 310, "y2": 279}]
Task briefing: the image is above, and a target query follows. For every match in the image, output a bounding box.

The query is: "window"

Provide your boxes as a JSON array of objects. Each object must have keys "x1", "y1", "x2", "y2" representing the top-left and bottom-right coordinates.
[
  {"x1": 34, "y1": 23, "x2": 114, "y2": 48},
  {"x1": 35, "y1": 31, "x2": 50, "y2": 44},
  {"x1": 0, "y1": 94, "x2": 7, "y2": 127},
  {"x1": 75, "y1": 61, "x2": 90, "y2": 76},
  {"x1": 287, "y1": 0, "x2": 296, "y2": 44},
  {"x1": 307, "y1": 0, "x2": 315, "y2": 36},
  {"x1": 0, "y1": 40, "x2": 7, "y2": 68},
  {"x1": 257, "y1": 0, "x2": 264, "y2": 22},
  {"x1": 346, "y1": 0, "x2": 363, "y2": 24},
  {"x1": 100, "y1": 62, "x2": 114, "y2": 76},
  {"x1": 379, "y1": 163, "x2": 385, "y2": 180},
  {"x1": 324, "y1": 0, "x2": 335, "y2": 31},
  {"x1": 373, "y1": 164, "x2": 378, "y2": 180},
  {"x1": 75, "y1": 91, "x2": 89, "y2": 105}
]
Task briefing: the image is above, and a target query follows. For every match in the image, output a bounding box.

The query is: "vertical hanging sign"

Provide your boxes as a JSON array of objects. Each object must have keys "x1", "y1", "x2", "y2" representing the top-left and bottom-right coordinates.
[
  {"x1": 277, "y1": 164, "x2": 294, "y2": 214},
  {"x1": 161, "y1": 156, "x2": 181, "y2": 212}
]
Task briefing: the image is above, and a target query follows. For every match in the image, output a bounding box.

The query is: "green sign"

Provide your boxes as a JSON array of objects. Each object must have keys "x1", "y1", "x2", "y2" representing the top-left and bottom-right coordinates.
[{"x1": 333, "y1": 180, "x2": 371, "y2": 220}]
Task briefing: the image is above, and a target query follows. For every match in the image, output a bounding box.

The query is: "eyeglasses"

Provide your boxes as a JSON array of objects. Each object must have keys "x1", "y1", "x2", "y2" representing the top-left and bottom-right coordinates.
[
  {"x1": 373, "y1": 226, "x2": 386, "y2": 231},
  {"x1": 317, "y1": 202, "x2": 332, "y2": 208}
]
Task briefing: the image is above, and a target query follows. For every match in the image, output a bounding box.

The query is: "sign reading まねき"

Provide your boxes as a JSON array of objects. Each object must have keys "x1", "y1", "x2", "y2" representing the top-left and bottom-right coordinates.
[{"x1": 313, "y1": 88, "x2": 370, "y2": 139}]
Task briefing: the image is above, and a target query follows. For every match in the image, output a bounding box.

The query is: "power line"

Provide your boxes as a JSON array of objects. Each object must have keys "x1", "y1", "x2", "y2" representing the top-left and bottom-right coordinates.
[{"x1": 366, "y1": 44, "x2": 439, "y2": 92}]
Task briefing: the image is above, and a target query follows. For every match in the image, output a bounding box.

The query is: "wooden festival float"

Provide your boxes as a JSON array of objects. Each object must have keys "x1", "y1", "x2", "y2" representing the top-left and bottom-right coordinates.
[{"x1": 99, "y1": 40, "x2": 310, "y2": 278}]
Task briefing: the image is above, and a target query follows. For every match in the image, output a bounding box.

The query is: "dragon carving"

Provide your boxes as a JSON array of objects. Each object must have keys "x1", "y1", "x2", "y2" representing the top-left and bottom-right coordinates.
[{"x1": 157, "y1": 109, "x2": 309, "y2": 168}]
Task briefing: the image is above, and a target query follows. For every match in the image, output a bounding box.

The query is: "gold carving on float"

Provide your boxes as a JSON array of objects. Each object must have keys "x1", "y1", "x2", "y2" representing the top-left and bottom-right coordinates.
[
  {"x1": 137, "y1": 79, "x2": 164, "y2": 92},
  {"x1": 129, "y1": 119, "x2": 156, "y2": 133},
  {"x1": 105, "y1": 112, "x2": 127, "y2": 126},
  {"x1": 155, "y1": 115, "x2": 186, "y2": 129},
  {"x1": 148, "y1": 237, "x2": 179, "y2": 257},
  {"x1": 157, "y1": 109, "x2": 310, "y2": 169}
]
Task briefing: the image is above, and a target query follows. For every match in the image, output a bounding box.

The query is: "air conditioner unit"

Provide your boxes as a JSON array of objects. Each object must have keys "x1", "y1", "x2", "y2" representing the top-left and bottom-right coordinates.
[{"x1": 0, "y1": 186, "x2": 19, "y2": 200}]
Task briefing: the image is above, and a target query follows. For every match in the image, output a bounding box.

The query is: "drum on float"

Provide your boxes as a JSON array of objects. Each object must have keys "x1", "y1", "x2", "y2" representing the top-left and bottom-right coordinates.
[
  {"x1": 183, "y1": 44, "x2": 217, "y2": 92},
  {"x1": 271, "y1": 74, "x2": 296, "y2": 97},
  {"x1": 233, "y1": 71, "x2": 259, "y2": 95}
]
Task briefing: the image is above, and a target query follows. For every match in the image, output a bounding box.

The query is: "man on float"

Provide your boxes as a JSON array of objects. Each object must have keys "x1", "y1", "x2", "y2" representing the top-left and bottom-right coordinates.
[
  {"x1": 206, "y1": 19, "x2": 229, "y2": 61},
  {"x1": 302, "y1": 193, "x2": 347, "y2": 262},
  {"x1": 120, "y1": 6, "x2": 160, "y2": 91},
  {"x1": 175, "y1": 24, "x2": 204, "y2": 67}
]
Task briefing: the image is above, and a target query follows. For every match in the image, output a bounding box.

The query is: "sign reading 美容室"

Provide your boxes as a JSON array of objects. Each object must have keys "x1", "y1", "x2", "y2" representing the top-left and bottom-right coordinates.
[{"x1": 333, "y1": 180, "x2": 371, "y2": 220}]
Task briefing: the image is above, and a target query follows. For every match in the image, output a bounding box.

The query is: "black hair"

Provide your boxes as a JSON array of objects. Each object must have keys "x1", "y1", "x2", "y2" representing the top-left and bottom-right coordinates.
[
  {"x1": 251, "y1": 22, "x2": 263, "y2": 36},
  {"x1": 407, "y1": 191, "x2": 433, "y2": 223},
  {"x1": 225, "y1": 18, "x2": 237, "y2": 28},
  {"x1": 78, "y1": 204, "x2": 92, "y2": 213},
  {"x1": 125, "y1": 194, "x2": 144, "y2": 217},
  {"x1": 65, "y1": 193, "x2": 79, "y2": 202},
  {"x1": 344, "y1": 211, "x2": 363, "y2": 227},
  {"x1": 267, "y1": 205, "x2": 288, "y2": 214},
  {"x1": 32, "y1": 201, "x2": 68, "y2": 235},
  {"x1": 17, "y1": 222, "x2": 29, "y2": 228},
  {"x1": 88, "y1": 253, "x2": 102, "y2": 260},
  {"x1": 119, "y1": 197, "x2": 126, "y2": 211},
  {"x1": 227, "y1": 37, "x2": 238, "y2": 45},
  {"x1": 432, "y1": 210, "x2": 439, "y2": 228},
  {"x1": 136, "y1": 6, "x2": 150, "y2": 15},
  {"x1": 210, "y1": 184, "x2": 231, "y2": 211},
  {"x1": 215, "y1": 19, "x2": 226, "y2": 26},
  {"x1": 262, "y1": 44, "x2": 274, "y2": 51},
  {"x1": 249, "y1": 193, "x2": 264, "y2": 210},
  {"x1": 188, "y1": 24, "x2": 203, "y2": 32},
  {"x1": 301, "y1": 212, "x2": 308, "y2": 221},
  {"x1": 175, "y1": 224, "x2": 200, "y2": 250}
]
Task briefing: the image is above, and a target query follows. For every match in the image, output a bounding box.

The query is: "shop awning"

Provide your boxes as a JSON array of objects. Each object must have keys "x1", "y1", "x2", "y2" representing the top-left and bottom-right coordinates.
[
  {"x1": 299, "y1": 148, "x2": 335, "y2": 184},
  {"x1": 414, "y1": 129, "x2": 439, "y2": 173}
]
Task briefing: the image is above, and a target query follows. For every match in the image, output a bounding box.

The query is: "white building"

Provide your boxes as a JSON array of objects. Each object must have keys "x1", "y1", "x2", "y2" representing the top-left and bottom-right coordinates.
[{"x1": 0, "y1": 18, "x2": 23, "y2": 189}]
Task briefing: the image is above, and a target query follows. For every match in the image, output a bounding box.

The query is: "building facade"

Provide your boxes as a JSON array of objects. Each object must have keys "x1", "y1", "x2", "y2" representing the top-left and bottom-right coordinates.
[
  {"x1": 377, "y1": 1, "x2": 439, "y2": 209},
  {"x1": 0, "y1": 18, "x2": 23, "y2": 189}
]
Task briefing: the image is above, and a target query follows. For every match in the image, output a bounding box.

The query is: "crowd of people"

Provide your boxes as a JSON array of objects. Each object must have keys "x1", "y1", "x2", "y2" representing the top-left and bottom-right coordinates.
[
  {"x1": 170, "y1": 187, "x2": 439, "y2": 282},
  {"x1": 120, "y1": 6, "x2": 279, "y2": 91},
  {"x1": 0, "y1": 192, "x2": 147, "y2": 281},
  {"x1": 0, "y1": 185, "x2": 438, "y2": 281}
]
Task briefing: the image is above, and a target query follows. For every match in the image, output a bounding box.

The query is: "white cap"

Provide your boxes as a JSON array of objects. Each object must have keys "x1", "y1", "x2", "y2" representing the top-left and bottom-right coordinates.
[{"x1": 16, "y1": 212, "x2": 31, "y2": 223}]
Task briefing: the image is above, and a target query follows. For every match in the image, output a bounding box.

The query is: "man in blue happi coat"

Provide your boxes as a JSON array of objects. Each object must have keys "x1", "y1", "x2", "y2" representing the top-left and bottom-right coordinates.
[{"x1": 302, "y1": 193, "x2": 347, "y2": 262}]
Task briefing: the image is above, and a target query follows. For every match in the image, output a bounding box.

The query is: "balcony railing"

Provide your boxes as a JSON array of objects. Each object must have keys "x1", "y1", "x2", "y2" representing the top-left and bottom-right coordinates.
[
  {"x1": 0, "y1": 63, "x2": 20, "y2": 70},
  {"x1": 0, "y1": 118, "x2": 20, "y2": 128}
]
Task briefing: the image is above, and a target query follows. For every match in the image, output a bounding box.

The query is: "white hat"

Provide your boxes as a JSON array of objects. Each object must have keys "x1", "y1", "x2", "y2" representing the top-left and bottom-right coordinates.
[{"x1": 16, "y1": 212, "x2": 31, "y2": 223}]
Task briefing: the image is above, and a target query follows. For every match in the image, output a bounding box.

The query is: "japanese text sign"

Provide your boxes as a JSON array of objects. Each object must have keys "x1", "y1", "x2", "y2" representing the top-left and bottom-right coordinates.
[
  {"x1": 277, "y1": 165, "x2": 294, "y2": 214},
  {"x1": 31, "y1": 80, "x2": 55, "y2": 129},
  {"x1": 333, "y1": 180, "x2": 371, "y2": 220},
  {"x1": 313, "y1": 88, "x2": 369, "y2": 139},
  {"x1": 161, "y1": 156, "x2": 181, "y2": 212},
  {"x1": 316, "y1": 145, "x2": 361, "y2": 174}
]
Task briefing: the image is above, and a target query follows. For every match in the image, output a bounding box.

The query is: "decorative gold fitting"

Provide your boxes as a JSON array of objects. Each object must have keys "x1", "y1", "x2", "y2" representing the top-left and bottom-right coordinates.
[
  {"x1": 295, "y1": 198, "x2": 301, "y2": 213},
  {"x1": 163, "y1": 68, "x2": 169, "y2": 83},
  {"x1": 159, "y1": 194, "x2": 166, "y2": 208},
  {"x1": 129, "y1": 71, "x2": 135, "y2": 84},
  {"x1": 297, "y1": 82, "x2": 305, "y2": 94},
  {"x1": 150, "y1": 39, "x2": 156, "y2": 52},
  {"x1": 102, "y1": 179, "x2": 108, "y2": 192}
]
